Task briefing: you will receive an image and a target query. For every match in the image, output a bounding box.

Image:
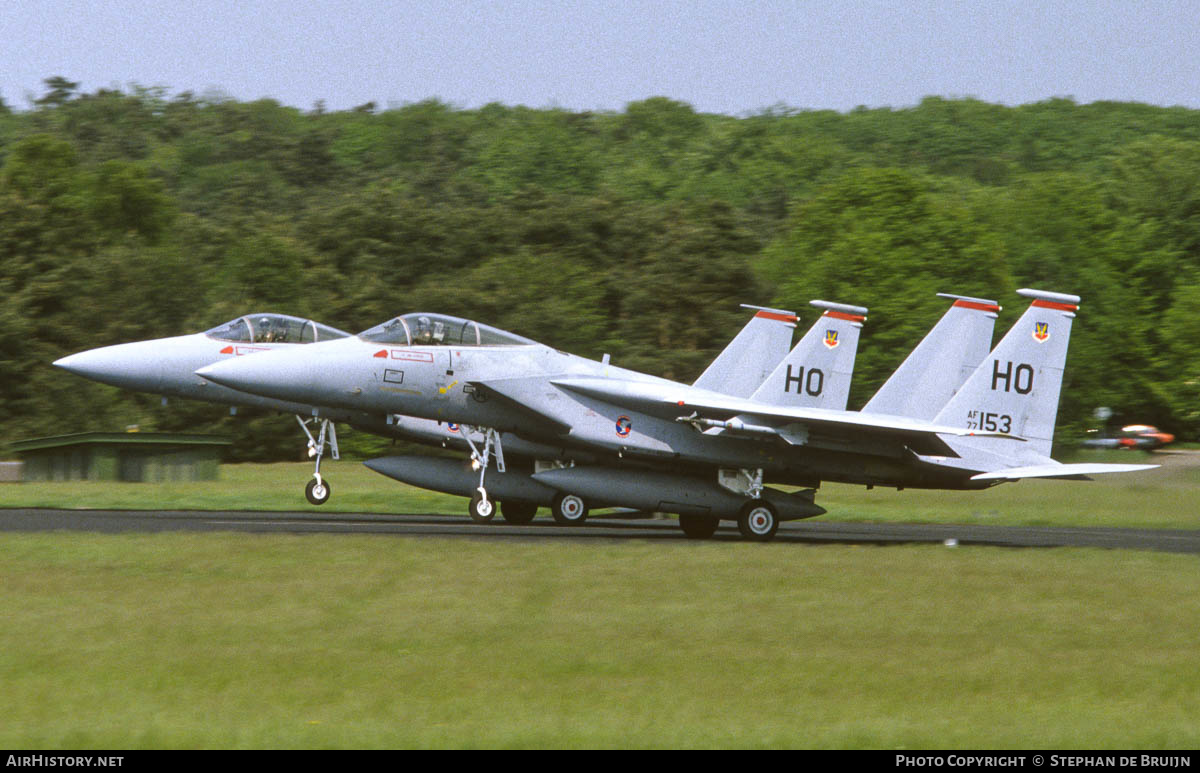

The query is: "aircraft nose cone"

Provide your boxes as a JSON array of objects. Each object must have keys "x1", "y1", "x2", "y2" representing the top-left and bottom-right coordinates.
[
  {"x1": 52, "y1": 352, "x2": 85, "y2": 373},
  {"x1": 196, "y1": 352, "x2": 313, "y2": 402},
  {"x1": 53, "y1": 343, "x2": 164, "y2": 390}
]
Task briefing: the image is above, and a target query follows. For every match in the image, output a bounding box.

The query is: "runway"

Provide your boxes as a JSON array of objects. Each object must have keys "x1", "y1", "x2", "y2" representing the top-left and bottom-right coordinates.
[{"x1": 1, "y1": 508, "x2": 1198, "y2": 553}]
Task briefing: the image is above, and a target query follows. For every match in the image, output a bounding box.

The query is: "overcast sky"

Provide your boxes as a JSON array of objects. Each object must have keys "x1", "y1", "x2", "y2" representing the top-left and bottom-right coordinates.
[{"x1": 3, "y1": 0, "x2": 1197, "y2": 114}]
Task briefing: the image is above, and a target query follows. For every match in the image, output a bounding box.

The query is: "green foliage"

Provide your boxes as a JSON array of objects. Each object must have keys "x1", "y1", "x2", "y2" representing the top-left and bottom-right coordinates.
[
  {"x1": 761, "y1": 168, "x2": 1008, "y2": 403},
  {"x1": 4, "y1": 82, "x2": 1200, "y2": 459}
]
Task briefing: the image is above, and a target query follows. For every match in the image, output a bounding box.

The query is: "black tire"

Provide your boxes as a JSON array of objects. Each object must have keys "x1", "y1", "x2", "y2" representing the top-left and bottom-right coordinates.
[
  {"x1": 679, "y1": 514, "x2": 719, "y2": 540},
  {"x1": 305, "y1": 478, "x2": 331, "y2": 506},
  {"x1": 550, "y1": 493, "x2": 588, "y2": 526},
  {"x1": 737, "y1": 500, "x2": 779, "y2": 542},
  {"x1": 468, "y1": 492, "x2": 496, "y2": 523},
  {"x1": 500, "y1": 500, "x2": 538, "y2": 525}
]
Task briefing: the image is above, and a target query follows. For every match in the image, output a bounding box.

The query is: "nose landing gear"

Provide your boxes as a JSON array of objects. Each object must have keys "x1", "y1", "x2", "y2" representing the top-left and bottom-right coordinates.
[{"x1": 297, "y1": 414, "x2": 339, "y2": 505}]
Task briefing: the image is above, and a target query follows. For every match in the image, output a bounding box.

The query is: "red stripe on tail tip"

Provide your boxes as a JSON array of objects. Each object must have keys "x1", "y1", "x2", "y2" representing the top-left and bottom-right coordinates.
[
  {"x1": 822, "y1": 310, "x2": 867, "y2": 322},
  {"x1": 754, "y1": 310, "x2": 797, "y2": 322},
  {"x1": 1031, "y1": 299, "x2": 1079, "y2": 312},
  {"x1": 953, "y1": 300, "x2": 1002, "y2": 312}
]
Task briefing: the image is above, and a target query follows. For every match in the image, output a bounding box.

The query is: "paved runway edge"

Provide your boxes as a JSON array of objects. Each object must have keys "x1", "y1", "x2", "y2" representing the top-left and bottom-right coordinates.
[{"x1": 1, "y1": 508, "x2": 1198, "y2": 553}]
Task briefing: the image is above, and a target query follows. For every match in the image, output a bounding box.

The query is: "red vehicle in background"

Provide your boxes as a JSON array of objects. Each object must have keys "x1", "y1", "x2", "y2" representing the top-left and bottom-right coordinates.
[{"x1": 1082, "y1": 424, "x2": 1176, "y2": 451}]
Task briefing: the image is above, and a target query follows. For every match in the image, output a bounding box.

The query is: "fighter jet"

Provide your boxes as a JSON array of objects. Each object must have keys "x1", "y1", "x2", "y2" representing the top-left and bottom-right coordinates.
[
  {"x1": 185, "y1": 300, "x2": 868, "y2": 523},
  {"x1": 52, "y1": 313, "x2": 373, "y2": 504},
  {"x1": 51, "y1": 305, "x2": 802, "y2": 512},
  {"x1": 195, "y1": 289, "x2": 1145, "y2": 542},
  {"x1": 371, "y1": 300, "x2": 870, "y2": 523}
]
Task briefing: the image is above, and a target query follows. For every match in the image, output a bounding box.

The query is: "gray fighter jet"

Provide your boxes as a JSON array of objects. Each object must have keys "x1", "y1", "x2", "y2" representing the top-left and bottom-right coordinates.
[
  {"x1": 374, "y1": 300, "x2": 871, "y2": 523},
  {"x1": 195, "y1": 289, "x2": 1149, "y2": 541},
  {"x1": 51, "y1": 305, "x2": 801, "y2": 510},
  {"x1": 52, "y1": 313, "x2": 377, "y2": 504},
  {"x1": 195, "y1": 300, "x2": 875, "y2": 524}
]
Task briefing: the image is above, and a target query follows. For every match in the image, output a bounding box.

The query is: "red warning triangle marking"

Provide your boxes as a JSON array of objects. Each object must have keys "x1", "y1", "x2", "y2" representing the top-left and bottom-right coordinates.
[
  {"x1": 220, "y1": 346, "x2": 234, "y2": 354},
  {"x1": 373, "y1": 349, "x2": 388, "y2": 358}
]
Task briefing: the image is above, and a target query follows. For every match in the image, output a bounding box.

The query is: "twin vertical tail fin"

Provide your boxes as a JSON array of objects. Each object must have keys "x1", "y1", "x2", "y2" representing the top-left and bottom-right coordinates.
[
  {"x1": 863, "y1": 294, "x2": 1000, "y2": 420},
  {"x1": 693, "y1": 305, "x2": 797, "y2": 398},
  {"x1": 933, "y1": 289, "x2": 1081, "y2": 458},
  {"x1": 749, "y1": 300, "x2": 868, "y2": 410}
]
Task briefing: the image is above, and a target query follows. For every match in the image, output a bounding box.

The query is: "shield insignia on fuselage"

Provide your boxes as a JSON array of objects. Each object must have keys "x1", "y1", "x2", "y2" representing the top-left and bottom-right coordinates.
[
  {"x1": 1033, "y1": 322, "x2": 1050, "y2": 343},
  {"x1": 823, "y1": 330, "x2": 839, "y2": 349}
]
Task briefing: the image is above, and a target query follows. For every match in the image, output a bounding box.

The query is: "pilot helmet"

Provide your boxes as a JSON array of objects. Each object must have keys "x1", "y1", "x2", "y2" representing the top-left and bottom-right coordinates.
[{"x1": 415, "y1": 316, "x2": 433, "y2": 343}]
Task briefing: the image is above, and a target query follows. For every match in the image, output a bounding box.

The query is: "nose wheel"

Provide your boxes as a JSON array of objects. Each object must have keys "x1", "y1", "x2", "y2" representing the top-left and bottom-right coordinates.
[
  {"x1": 297, "y1": 415, "x2": 339, "y2": 506},
  {"x1": 305, "y1": 477, "x2": 332, "y2": 506},
  {"x1": 468, "y1": 489, "x2": 496, "y2": 523}
]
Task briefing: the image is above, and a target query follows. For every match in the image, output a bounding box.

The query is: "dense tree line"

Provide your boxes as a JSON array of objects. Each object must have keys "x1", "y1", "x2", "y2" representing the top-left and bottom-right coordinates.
[{"x1": 2, "y1": 78, "x2": 1199, "y2": 460}]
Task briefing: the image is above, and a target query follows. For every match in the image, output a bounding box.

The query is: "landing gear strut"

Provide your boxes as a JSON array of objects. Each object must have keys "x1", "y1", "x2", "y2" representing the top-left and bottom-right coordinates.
[
  {"x1": 459, "y1": 425, "x2": 505, "y2": 524},
  {"x1": 297, "y1": 414, "x2": 338, "y2": 506}
]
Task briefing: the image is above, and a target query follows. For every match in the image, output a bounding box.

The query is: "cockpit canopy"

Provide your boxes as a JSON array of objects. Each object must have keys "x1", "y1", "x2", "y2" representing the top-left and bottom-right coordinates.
[
  {"x1": 204, "y1": 314, "x2": 350, "y2": 344},
  {"x1": 358, "y1": 313, "x2": 537, "y2": 347}
]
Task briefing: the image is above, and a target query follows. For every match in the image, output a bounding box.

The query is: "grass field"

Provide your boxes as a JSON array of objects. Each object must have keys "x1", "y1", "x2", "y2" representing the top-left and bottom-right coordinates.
[
  {"x1": 1, "y1": 450, "x2": 1196, "y2": 748},
  {"x1": 1, "y1": 534, "x2": 1198, "y2": 749},
  {"x1": 1, "y1": 449, "x2": 1195, "y2": 530}
]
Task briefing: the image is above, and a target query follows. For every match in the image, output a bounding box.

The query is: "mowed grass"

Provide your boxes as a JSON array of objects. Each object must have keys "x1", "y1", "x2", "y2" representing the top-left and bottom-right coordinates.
[
  {"x1": 1, "y1": 449, "x2": 1196, "y2": 529},
  {"x1": 822, "y1": 450, "x2": 1200, "y2": 530},
  {"x1": 0, "y1": 534, "x2": 1196, "y2": 749},
  {"x1": 0, "y1": 460, "x2": 466, "y2": 515}
]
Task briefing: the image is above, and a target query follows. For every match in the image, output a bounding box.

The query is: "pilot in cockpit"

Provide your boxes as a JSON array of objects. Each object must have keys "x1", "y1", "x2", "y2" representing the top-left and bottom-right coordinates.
[
  {"x1": 414, "y1": 316, "x2": 433, "y2": 345},
  {"x1": 256, "y1": 317, "x2": 275, "y2": 343}
]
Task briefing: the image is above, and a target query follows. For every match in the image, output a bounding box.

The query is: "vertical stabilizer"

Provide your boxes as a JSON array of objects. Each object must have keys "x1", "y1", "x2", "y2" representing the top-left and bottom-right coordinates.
[
  {"x1": 862, "y1": 294, "x2": 1000, "y2": 420},
  {"x1": 748, "y1": 300, "x2": 868, "y2": 410},
  {"x1": 693, "y1": 305, "x2": 796, "y2": 398},
  {"x1": 933, "y1": 289, "x2": 1080, "y2": 458}
]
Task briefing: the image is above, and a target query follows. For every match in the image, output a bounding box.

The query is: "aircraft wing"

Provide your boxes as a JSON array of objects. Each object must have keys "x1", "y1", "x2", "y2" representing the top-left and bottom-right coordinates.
[
  {"x1": 464, "y1": 376, "x2": 575, "y2": 436},
  {"x1": 970, "y1": 463, "x2": 1159, "y2": 482},
  {"x1": 550, "y1": 376, "x2": 1015, "y2": 456}
]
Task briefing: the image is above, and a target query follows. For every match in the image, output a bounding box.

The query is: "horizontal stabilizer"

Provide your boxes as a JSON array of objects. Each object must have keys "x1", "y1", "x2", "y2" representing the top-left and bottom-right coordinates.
[{"x1": 970, "y1": 463, "x2": 1159, "y2": 481}]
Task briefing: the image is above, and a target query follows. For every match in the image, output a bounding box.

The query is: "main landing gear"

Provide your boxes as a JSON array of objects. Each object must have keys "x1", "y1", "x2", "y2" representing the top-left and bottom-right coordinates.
[
  {"x1": 676, "y1": 500, "x2": 779, "y2": 541},
  {"x1": 467, "y1": 496, "x2": 540, "y2": 525},
  {"x1": 676, "y1": 468, "x2": 781, "y2": 542},
  {"x1": 736, "y1": 500, "x2": 779, "y2": 541},
  {"x1": 297, "y1": 414, "x2": 338, "y2": 505},
  {"x1": 678, "y1": 514, "x2": 719, "y2": 539},
  {"x1": 499, "y1": 500, "x2": 538, "y2": 525},
  {"x1": 550, "y1": 492, "x2": 588, "y2": 526}
]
